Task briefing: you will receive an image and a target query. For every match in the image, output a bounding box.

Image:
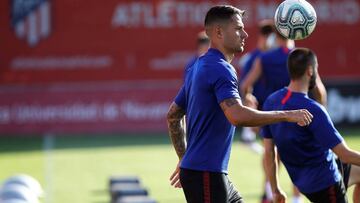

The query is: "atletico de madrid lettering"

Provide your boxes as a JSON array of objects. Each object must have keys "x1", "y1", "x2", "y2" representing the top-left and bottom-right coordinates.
[{"x1": 11, "y1": 0, "x2": 51, "y2": 47}]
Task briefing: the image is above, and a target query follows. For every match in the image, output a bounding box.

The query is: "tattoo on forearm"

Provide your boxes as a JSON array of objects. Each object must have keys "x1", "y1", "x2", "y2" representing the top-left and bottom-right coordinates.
[
  {"x1": 220, "y1": 98, "x2": 239, "y2": 111},
  {"x1": 167, "y1": 103, "x2": 186, "y2": 159}
]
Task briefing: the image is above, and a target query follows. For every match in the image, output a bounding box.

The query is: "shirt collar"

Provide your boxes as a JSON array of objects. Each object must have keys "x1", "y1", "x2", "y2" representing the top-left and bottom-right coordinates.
[{"x1": 207, "y1": 48, "x2": 226, "y2": 60}]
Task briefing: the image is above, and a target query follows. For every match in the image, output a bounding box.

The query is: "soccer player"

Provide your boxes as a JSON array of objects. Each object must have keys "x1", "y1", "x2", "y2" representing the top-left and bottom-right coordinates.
[
  {"x1": 240, "y1": 29, "x2": 293, "y2": 104},
  {"x1": 240, "y1": 29, "x2": 308, "y2": 203},
  {"x1": 238, "y1": 19, "x2": 274, "y2": 152},
  {"x1": 166, "y1": 5, "x2": 313, "y2": 203},
  {"x1": 262, "y1": 48, "x2": 360, "y2": 203},
  {"x1": 184, "y1": 30, "x2": 210, "y2": 74}
]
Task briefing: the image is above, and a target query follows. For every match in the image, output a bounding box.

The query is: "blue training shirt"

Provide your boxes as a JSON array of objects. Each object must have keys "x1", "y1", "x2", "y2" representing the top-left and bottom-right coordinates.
[
  {"x1": 258, "y1": 47, "x2": 291, "y2": 106},
  {"x1": 174, "y1": 48, "x2": 240, "y2": 173},
  {"x1": 261, "y1": 88, "x2": 343, "y2": 194}
]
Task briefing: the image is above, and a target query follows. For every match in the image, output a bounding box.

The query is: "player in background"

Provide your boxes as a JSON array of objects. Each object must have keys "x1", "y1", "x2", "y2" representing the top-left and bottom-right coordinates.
[
  {"x1": 184, "y1": 30, "x2": 210, "y2": 75},
  {"x1": 240, "y1": 29, "x2": 310, "y2": 203},
  {"x1": 167, "y1": 5, "x2": 314, "y2": 203},
  {"x1": 237, "y1": 19, "x2": 274, "y2": 154},
  {"x1": 240, "y1": 30, "x2": 327, "y2": 108},
  {"x1": 262, "y1": 47, "x2": 360, "y2": 203}
]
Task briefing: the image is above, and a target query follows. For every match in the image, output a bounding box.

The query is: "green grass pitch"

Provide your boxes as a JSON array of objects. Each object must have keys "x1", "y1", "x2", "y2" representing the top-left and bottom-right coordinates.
[{"x1": 0, "y1": 129, "x2": 359, "y2": 203}]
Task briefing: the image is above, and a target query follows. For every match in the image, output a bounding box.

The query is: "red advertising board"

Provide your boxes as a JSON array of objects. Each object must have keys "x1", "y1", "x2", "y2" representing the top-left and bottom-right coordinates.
[
  {"x1": 0, "y1": 82, "x2": 178, "y2": 134},
  {"x1": 1, "y1": 0, "x2": 360, "y2": 134},
  {"x1": 1, "y1": 0, "x2": 360, "y2": 84}
]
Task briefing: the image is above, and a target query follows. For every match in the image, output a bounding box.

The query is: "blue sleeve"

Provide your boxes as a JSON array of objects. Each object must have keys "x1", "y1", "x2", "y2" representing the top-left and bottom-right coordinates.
[
  {"x1": 212, "y1": 65, "x2": 241, "y2": 104},
  {"x1": 308, "y1": 104, "x2": 343, "y2": 149},
  {"x1": 260, "y1": 99, "x2": 273, "y2": 139},
  {"x1": 174, "y1": 85, "x2": 186, "y2": 110}
]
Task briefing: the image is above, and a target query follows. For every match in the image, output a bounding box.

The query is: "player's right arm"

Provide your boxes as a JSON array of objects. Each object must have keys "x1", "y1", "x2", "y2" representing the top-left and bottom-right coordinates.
[
  {"x1": 166, "y1": 102, "x2": 186, "y2": 188},
  {"x1": 264, "y1": 138, "x2": 286, "y2": 203},
  {"x1": 167, "y1": 102, "x2": 186, "y2": 159},
  {"x1": 219, "y1": 98, "x2": 313, "y2": 127}
]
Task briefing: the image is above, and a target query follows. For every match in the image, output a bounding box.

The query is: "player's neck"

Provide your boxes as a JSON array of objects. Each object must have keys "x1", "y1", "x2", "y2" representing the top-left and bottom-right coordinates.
[
  {"x1": 210, "y1": 44, "x2": 234, "y2": 63},
  {"x1": 288, "y1": 80, "x2": 309, "y2": 94}
]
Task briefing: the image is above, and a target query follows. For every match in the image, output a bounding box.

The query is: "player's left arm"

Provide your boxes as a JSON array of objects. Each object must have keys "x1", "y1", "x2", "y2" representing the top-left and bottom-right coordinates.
[
  {"x1": 309, "y1": 105, "x2": 360, "y2": 166},
  {"x1": 332, "y1": 141, "x2": 360, "y2": 166},
  {"x1": 264, "y1": 138, "x2": 287, "y2": 203},
  {"x1": 310, "y1": 72, "x2": 327, "y2": 106}
]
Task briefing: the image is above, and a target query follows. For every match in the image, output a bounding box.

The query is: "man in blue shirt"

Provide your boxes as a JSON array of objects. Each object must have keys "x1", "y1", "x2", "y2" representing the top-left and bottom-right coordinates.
[
  {"x1": 241, "y1": 30, "x2": 329, "y2": 203},
  {"x1": 238, "y1": 19, "x2": 274, "y2": 151},
  {"x1": 166, "y1": 5, "x2": 314, "y2": 203},
  {"x1": 240, "y1": 29, "x2": 307, "y2": 203},
  {"x1": 262, "y1": 48, "x2": 360, "y2": 203},
  {"x1": 240, "y1": 31, "x2": 293, "y2": 106},
  {"x1": 184, "y1": 30, "x2": 210, "y2": 78}
]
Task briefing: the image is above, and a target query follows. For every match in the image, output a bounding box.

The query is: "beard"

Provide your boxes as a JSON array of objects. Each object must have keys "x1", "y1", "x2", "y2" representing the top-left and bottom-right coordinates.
[
  {"x1": 308, "y1": 73, "x2": 317, "y2": 90},
  {"x1": 224, "y1": 39, "x2": 244, "y2": 53},
  {"x1": 228, "y1": 44, "x2": 244, "y2": 53}
]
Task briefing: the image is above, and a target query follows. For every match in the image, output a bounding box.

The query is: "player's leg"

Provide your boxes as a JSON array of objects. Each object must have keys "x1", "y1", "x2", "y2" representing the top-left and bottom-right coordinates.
[
  {"x1": 240, "y1": 96, "x2": 263, "y2": 154},
  {"x1": 303, "y1": 181, "x2": 348, "y2": 203},
  {"x1": 348, "y1": 165, "x2": 360, "y2": 203},
  {"x1": 180, "y1": 168, "x2": 243, "y2": 203},
  {"x1": 180, "y1": 168, "x2": 209, "y2": 203},
  {"x1": 262, "y1": 156, "x2": 273, "y2": 203},
  {"x1": 292, "y1": 185, "x2": 303, "y2": 203},
  {"x1": 240, "y1": 127, "x2": 256, "y2": 143},
  {"x1": 240, "y1": 127, "x2": 264, "y2": 154},
  {"x1": 208, "y1": 173, "x2": 244, "y2": 203}
]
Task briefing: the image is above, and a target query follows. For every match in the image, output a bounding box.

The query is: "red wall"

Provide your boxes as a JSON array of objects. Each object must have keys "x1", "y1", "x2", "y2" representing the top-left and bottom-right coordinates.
[{"x1": 1, "y1": 0, "x2": 359, "y2": 134}]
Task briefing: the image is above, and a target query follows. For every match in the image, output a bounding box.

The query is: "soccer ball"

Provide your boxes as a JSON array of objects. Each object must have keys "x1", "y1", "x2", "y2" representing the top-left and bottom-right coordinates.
[{"x1": 274, "y1": 0, "x2": 317, "y2": 40}]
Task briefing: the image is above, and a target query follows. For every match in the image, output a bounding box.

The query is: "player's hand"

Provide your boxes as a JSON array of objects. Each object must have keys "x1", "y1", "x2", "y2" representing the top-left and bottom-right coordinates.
[
  {"x1": 273, "y1": 189, "x2": 287, "y2": 203},
  {"x1": 169, "y1": 161, "x2": 182, "y2": 188},
  {"x1": 243, "y1": 93, "x2": 258, "y2": 109},
  {"x1": 287, "y1": 109, "x2": 313, "y2": 126}
]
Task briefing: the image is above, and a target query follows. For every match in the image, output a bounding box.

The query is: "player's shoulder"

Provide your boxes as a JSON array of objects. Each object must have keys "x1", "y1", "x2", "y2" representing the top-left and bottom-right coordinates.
[
  {"x1": 260, "y1": 47, "x2": 280, "y2": 58},
  {"x1": 263, "y1": 88, "x2": 288, "y2": 109},
  {"x1": 202, "y1": 54, "x2": 234, "y2": 74},
  {"x1": 305, "y1": 97, "x2": 327, "y2": 115},
  {"x1": 199, "y1": 53, "x2": 237, "y2": 83}
]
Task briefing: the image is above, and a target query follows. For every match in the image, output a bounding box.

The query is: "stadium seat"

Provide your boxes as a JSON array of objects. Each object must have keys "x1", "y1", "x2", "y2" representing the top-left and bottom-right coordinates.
[
  {"x1": 109, "y1": 176, "x2": 140, "y2": 187},
  {"x1": 110, "y1": 183, "x2": 148, "y2": 203}
]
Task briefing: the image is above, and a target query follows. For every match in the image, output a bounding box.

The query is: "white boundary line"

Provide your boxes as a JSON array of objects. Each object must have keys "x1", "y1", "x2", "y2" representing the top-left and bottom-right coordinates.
[{"x1": 43, "y1": 133, "x2": 54, "y2": 203}]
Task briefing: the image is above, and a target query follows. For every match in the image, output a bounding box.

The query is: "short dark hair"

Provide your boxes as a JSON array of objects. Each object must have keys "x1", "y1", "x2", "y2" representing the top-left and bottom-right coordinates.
[
  {"x1": 258, "y1": 20, "x2": 274, "y2": 36},
  {"x1": 197, "y1": 31, "x2": 210, "y2": 45},
  {"x1": 287, "y1": 48, "x2": 317, "y2": 80},
  {"x1": 204, "y1": 5, "x2": 244, "y2": 27}
]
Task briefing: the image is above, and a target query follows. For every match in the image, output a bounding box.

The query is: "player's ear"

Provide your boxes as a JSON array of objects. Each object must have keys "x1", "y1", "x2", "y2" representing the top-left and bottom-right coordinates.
[
  {"x1": 215, "y1": 25, "x2": 223, "y2": 39},
  {"x1": 307, "y1": 65, "x2": 314, "y2": 77}
]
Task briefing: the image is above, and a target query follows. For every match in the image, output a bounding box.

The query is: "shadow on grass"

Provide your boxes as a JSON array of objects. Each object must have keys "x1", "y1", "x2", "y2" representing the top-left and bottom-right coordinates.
[{"x1": 0, "y1": 133, "x2": 171, "y2": 153}]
